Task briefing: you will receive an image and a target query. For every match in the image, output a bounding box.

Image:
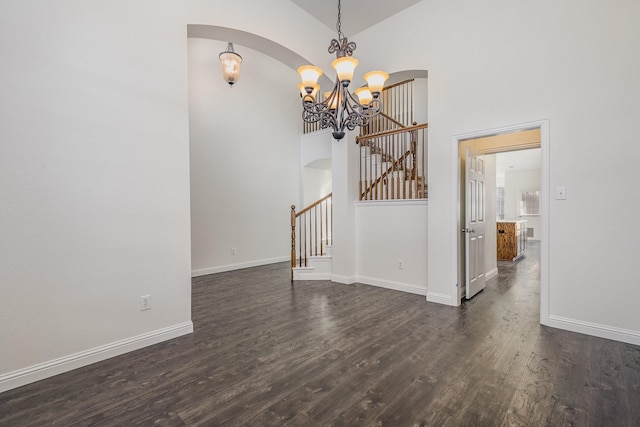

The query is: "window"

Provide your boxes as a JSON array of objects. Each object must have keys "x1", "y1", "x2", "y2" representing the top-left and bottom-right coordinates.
[
  {"x1": 519, "y1": 189, "x2": 540, "y2": 216},
  {"x1": 496, "y1": 187, "x2": 505, "y2": 220}
]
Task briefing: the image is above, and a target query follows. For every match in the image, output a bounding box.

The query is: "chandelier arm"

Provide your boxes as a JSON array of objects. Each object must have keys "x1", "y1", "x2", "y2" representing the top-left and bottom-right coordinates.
[
  {"x1": 336, "y1": 87, "x2": 362, "y2": 133},
  {"x1": 302, "y1": 107, "x2": 322, "y2": 123},
  {"x1": 302, "y1": 95, "x2": 331, "y2": 124},
  {"x1": 346, "y1": 91, "x2": 378, "y2": 120},
  {"x1": 326, "y1": 81, "x2": 341, "y2": 107},
  {"x1": 365, "y1": 98, "x2": 383, "y2": 117},
  {"x1": 333, "y1": 85, "x2": 347, "y2": 133},
  {"x1": 321, "y1": 107, "x2": 338, "y2": 130},
  {"x1": 344, "y1": 88, "x2": 363, "y2": 111}
]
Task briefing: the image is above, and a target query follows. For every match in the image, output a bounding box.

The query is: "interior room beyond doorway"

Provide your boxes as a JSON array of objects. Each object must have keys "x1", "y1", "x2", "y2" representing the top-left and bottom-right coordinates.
[{"x1": 457, "y1": 124, "x2": 545, "y2": 307}]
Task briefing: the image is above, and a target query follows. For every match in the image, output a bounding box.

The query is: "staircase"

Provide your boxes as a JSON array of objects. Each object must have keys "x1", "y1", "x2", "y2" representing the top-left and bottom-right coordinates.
[
  {"x1": 358, "y1": 124, "x2": 428, "y2": 200},
  {"x1": 291, "y1": 243, "x2": 333, "y2": 280},
  {"x1": 290, "y1": 194, "x2": 332, "y2": 281},
  {"x1": 292, "y1": 79, "x2": 427, "y2": 281}
]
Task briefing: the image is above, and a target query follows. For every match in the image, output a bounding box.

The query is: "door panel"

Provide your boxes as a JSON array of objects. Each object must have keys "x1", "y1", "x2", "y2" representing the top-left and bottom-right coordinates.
[{"x1": 465, "y1": 147, "x2": 486, "y2": 299}]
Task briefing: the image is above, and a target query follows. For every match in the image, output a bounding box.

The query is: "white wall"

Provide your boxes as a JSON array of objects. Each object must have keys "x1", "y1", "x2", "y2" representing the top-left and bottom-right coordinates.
[
  {"x1": 356, "y1": 202, "x2": 428, "y2": 296},
  {"x1": 0, "y1": 0, "x2": 334, "y2": 392},
  {"x1": 303, "y1": 166, "x2": 332, "y2": 207},
  {"x1": 355, "y1": 0, "x2": 640, "y2": 343},
  {"x1": 413, "y1": 78, "x2": 429, "y2": 125},
  {"x1": 0, "y1": 1, "x2": 193, "y2": 391},
  {"x1": 504, "y1": 169, "x2": 541, "y2": 240},
  {"x1": 188, "y1": 38, "x2": 301, "y2": 275},
  {"x1": 330, "y1": 132, "x2": 360, "y2": 284},
  {"x1": 300, "y1": 129, "x2": 333, "y2": 207}
]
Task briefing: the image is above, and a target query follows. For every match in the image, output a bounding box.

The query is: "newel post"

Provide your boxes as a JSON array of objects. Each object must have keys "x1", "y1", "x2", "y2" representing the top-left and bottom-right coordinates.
[{"x1": 290, "y1": 205, "x2": 296, "y2": 281}]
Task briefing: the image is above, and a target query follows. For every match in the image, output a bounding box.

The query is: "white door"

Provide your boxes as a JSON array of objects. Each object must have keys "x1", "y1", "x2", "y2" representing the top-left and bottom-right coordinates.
[{"x1": 464, "y1": 146, "x2": 486, "y2": 299}]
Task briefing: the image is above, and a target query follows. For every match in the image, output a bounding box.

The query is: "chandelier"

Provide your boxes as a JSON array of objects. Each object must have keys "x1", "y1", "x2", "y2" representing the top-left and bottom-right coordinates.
[{"x1": 297, "y1": 0, "x2": 389, "y2": 140}]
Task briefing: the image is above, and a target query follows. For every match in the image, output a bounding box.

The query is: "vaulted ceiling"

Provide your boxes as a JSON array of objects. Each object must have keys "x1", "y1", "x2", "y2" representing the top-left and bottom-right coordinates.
[{"x1": 289, "y1": 0, "x2": 423, "y2": 36}]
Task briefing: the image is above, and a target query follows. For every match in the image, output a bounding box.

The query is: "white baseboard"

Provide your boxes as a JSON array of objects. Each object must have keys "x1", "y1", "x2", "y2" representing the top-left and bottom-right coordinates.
[
  {"x1": 0, "y1": 321, "x2": 193, "y2": 393},
  {"x1": 357, "y1": 276, "x2": 427, "y2": 296},
  {"x1": 427, "y1": 291, "x2": 456, "y2": 306},
  {"x1": 485, "y1": 267, "x2": 499, "y2": 281},
  {"x1": 191, "y1": 256, "x2": 288, "y2": 277},
  {"x1": 546, "y1": 315, "x2": 640, "y2": 346},
  {"x1": 331, "y1": 274, "x2": 356, "y2": 284}
]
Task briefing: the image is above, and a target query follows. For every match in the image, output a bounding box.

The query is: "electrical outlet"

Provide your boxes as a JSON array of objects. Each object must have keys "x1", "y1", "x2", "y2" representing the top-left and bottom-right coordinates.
[
  {"x1": 397, "y1": 260, "x2": 404, "y2": 270},
  {"x1": 556, "y1": 186, "x2": 567, "y2": 200},
  {"x1": 140, "y1": 295, "x2": 151, "y2": 311},
  {"x1": 231, "y1": 247, "x2": 237, "y2": 255}
]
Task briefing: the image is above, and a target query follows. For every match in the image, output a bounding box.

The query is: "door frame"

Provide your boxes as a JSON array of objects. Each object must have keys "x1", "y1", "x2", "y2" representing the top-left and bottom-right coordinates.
[{"x1": 451, "y1": 119, "x2": 550, "y2": 325}]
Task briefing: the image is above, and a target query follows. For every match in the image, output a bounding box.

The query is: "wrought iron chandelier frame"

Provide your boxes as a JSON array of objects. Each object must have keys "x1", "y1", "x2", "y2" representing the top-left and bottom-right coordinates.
[{"x1": 299, "y1": 0, "x2": 386, "y2": 140}]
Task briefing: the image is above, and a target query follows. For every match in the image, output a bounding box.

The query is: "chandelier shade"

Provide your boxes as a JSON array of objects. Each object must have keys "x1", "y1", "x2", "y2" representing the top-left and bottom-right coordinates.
[
  {"x1": 219, "y1": 42, "x2": 242, "y2": 87},
  {"x1": 354, "y1": 87, "x2": 373, "y2": 106},
  {"x1": 364, "y1": 71, "x2": 390, "y2": 97},
  {"x1": 297, "y1": 0, "x2": 388, "y2": 140},
  {"x1": 297, "y1": 65, "x2": 323, "y2": 90},
  {"x1": 331, "y1": 57, "x2": 359, "y2": 85}
]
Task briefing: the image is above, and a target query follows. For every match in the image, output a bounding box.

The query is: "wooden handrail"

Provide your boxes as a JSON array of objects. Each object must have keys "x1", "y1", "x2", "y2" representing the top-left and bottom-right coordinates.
[
  {"x1": 356, "y1": 122, "x2": 428, "y2": 144},
  {"x1": 377, "y1": 112, "x2": 407, "y2": 129},
  {"x1": 295, "y1": 192, "x2": 332, "y2": 217},
  {"x1": 383, "y1": 78, "x2": 415, "y2": 91}
]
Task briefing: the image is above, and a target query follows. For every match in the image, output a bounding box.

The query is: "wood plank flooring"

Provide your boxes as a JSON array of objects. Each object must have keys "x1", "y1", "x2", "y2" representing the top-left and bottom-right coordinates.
[{"x1": 1, "y1": 242, "x2": 639, "y2": 426}]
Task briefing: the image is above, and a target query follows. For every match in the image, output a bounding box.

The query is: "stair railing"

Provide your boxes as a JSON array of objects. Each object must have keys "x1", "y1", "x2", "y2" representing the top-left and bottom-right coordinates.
[
  {"x1": 357, "y1": 123, "x2": 428, "y2": 200},
  {"x1": 360, "y1": 79, "x2": 415, "y2": 135},
  {"x1": 290, "y1": 193, "x2": 332, "y2": 280}
]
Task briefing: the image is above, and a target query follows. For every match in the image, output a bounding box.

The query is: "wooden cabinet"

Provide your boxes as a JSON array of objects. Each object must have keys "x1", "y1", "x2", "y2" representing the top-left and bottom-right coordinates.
[{"x1": 497, "y1": 220, "x2": 527, "y2": 261}]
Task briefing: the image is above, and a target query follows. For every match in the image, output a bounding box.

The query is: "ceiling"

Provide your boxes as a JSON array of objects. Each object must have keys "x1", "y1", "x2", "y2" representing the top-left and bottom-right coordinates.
[
  {"x1": 495, "y1": 149, "x2": 541, "y2": 180},
  {"x1": 289, "y1": 0, "x2": 423, "y2": 36}
]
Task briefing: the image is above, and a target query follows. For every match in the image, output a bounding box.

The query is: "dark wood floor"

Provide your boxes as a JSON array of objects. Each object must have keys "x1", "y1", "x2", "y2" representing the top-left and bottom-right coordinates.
[{"x1": 1, "y1": 242, "x2": 639, "y2": 426}]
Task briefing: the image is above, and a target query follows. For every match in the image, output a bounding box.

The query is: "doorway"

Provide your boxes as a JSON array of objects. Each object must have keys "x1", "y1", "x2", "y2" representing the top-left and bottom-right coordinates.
[{"x1": 452, "y1": 120, "x2": 550, "y2": 325}]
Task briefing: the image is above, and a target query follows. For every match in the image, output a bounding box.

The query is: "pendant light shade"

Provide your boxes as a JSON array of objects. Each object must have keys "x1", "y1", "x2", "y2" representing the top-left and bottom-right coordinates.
[
  {"x1": 297, "y1": 66, "x2": 323, "y2": 92},
  {"x1": 219, "y1": 42, "x2": 242, "y2": 87},
  {"x1": 331, "y1": 56, "x2": 359, "y2": 85},
  {"x1": 363, "y1": 71, "x2": 389, "y2": 98},
  {"x1": 354, "y1": 87, "x2": 373, "y2": 106}
]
